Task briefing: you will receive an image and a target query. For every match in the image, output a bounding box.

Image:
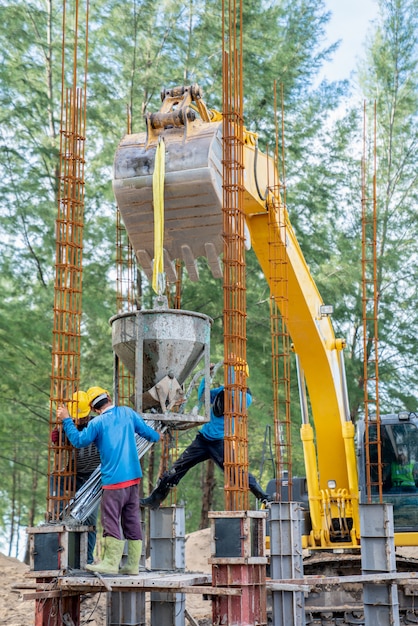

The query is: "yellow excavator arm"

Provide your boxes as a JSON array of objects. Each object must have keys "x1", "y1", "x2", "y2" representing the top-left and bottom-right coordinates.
[{"x1": 113, "y1": 84, "x2": 360, "y2": 548}]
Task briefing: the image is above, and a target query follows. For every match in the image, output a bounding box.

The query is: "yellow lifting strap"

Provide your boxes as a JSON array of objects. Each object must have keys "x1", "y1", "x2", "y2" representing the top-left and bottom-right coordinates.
[{"x1": 152, "y1": 137, "x2": 165, "y2": 294}]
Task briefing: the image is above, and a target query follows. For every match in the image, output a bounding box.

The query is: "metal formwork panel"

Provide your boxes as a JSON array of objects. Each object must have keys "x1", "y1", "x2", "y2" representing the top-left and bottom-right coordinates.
[
  {"x1": 28, "y1": 524, "x2": 88, "y2": 574},
  {"x1": 35, "y1": 595, "x2": 80, "y2": 626},
  {"x1": 209, "y1": 510, "x2": 267, "y2": 562},
  {"x1": 212, "y1": 564, "x2": 267, "y2": 626},
  {"x1": 360, "y1": 503, "x2": 396, "y2": 573},
  {"x1": 150, "y1": 538, "x2": 185, "y2": 571},
  {"x1": 150, "y1": 507, "x2": 186, "y2": 626},
  {"x1": 214, "y1": 518, "x2": 242, "y2": 558},
  {"x1": 150, "y1": 506, "x2": 185, "y2": 572},
  {"x1": 269, "y1": 502, "x2": 305, "y2": 626},
  {"x1": 210, "y1": 512, "x2": 268, "y2": 626},
  {"x1": 107, "y1": 591, "x2": 145, "y2": 626},
  {"x1": 360, "y1": 503, "x2": 400, "y2": 626},
  {"x1": 363, "y1": 583, "x2": 400, "y2": 626},
  {"x1": 150, "y1": 592, "x2": 186, "y2": 626},
  {"x1": 150, "y1": 506, "x2": 185, "y2": 539},
  {"x1": 212, "y1": 563, "x2": 266, "y2": 587}
]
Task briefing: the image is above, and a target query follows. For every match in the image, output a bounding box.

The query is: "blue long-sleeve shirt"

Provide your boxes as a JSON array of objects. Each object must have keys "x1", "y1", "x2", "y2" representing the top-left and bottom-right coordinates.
[
  {"x1": 62, "y1": 405, "x2": 160, "y2": 486},
  {"x1": 198, "y1": 379, "x2": 252, "y2": 441}
]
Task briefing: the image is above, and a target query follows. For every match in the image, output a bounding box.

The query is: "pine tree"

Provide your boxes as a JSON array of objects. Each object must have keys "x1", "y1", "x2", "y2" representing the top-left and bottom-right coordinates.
[{"x1": 353, "y1": 0, "x2": 418, "y2": 413}]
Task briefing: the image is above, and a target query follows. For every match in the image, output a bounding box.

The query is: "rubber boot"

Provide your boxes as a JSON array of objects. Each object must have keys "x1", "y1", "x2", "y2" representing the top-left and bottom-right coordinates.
[
  {"x1": 140, "y1": 478, "x2": 171, "y2": 509},
  {"x1": 119, "y1": 540, "x2": 142, "y2": 575},
  {"x1": 250, "y1": 481, "x2": 274, "y2": 505},
  {"x1": 85, "y1": 536, "x2": 125, "y2": 574}
]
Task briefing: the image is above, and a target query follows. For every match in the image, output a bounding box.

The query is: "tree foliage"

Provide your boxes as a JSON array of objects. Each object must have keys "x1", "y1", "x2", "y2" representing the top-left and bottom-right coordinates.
[
  {"x1": 353, "y1": 0, "x2": 418, "y2": 413},
  {"x1": 1, "y1": 0, "x2": 417, "y2": 550}
]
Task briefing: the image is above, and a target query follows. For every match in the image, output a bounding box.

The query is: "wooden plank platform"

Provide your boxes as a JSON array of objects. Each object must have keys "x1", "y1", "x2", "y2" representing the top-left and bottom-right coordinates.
[
  {"x1": 266, "y1": 571, "x2": 418, "y2": 593},
  {"x1": 24, "y1": 570, "x2": 418, "y2": 602},
  {"x1": 59, "y1": 571, "x2": 211, "y2": 592},
  {"x1": 22, "y1": 570, "x2": 246, "y2": 600}
]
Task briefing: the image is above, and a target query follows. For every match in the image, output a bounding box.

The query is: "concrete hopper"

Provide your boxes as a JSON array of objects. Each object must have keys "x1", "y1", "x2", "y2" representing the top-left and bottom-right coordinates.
[{"x1": 110, "y1": 297, "x2": 212, "y2": 423}]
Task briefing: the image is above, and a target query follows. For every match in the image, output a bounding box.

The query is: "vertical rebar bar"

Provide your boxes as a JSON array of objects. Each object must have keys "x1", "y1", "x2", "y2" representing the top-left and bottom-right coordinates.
[
  {"x1": 222, "y1": 0, "x2": 248, "y2": 512},
  {"x1": 47, "y1": 0, "x2": 89, "y2": 521},
  {"x1": 362, "y1": 101, "x2": 382, "y2": 503},
  {"x1": 269, "y1": 83, "x2": 292, "y2": 501},
  {"x1": 268, "y1": 192, "x2": 292, "y2": 501},
  {"x1": 116, "y1": 208, "x2": 137, "y2": 411}
]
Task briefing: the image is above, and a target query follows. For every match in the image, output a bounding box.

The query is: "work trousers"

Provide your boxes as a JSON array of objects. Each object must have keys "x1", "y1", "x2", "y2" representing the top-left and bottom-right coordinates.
[
  {"x1": 165, "y1": 432, "x2": 262, "y2": 495},
  {"x1": 101, "y1": 483, "x2": 142, "y2": 541}
]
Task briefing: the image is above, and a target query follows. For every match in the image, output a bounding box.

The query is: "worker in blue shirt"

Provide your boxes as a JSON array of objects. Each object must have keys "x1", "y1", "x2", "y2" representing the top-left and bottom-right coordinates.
[
  {"x1": 140, "y1": 365, "x2": 272, "y2": 509},
  {"x1": 57, "y1": 386, "x2": 161, "y2": 575}
]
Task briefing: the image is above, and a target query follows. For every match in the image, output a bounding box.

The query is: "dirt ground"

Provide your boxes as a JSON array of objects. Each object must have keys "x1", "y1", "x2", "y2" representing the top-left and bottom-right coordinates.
[
  {"x1": 4, "y1": 530, "x2": 418, "y2": 625},
  {"x1": 0, "y1": 528, "x2": 212, "y2": 626}
]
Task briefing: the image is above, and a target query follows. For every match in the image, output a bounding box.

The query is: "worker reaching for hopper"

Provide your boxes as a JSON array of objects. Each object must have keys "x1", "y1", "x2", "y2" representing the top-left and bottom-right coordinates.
[
  {"x1": 140, "y1": 363, "x2": 273, "y2": 509},
  {"x1": 57, "y1": 386, "x2": 162, "y2": 575}
]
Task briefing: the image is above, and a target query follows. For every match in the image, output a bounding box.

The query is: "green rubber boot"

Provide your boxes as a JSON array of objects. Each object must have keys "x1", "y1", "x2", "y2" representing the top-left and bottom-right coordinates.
[
  {"x1": 86, "y1": 536, "x2": 125, "y2": 574},
  {"x1": 119, "y1": 540, "x2": 143, "y2": 575}
]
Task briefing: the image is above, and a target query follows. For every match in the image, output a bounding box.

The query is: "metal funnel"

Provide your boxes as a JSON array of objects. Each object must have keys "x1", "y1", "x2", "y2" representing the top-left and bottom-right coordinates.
[{"x1": 110, "y1": 302, "x2": 212, "y2": 392}]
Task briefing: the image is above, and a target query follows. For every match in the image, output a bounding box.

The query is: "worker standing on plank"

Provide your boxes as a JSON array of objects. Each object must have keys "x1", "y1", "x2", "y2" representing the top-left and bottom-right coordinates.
[{"x1": 57, "y1": 386, "x2": 162, "y2": 575}]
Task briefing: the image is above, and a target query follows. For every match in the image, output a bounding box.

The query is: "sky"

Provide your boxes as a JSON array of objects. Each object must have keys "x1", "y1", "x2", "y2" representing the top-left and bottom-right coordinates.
[{"x1": 321, "y1": 0, "x2": 378, "y2": 82}]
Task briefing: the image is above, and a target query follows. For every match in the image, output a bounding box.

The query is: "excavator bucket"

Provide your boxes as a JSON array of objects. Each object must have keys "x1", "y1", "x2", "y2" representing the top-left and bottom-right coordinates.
[
  {"x1": 113, "y1": 85, "x2": 223, "y2": 281},
  {"x1": 113, "y1": 84, "x2": 275, "y2": 281}
]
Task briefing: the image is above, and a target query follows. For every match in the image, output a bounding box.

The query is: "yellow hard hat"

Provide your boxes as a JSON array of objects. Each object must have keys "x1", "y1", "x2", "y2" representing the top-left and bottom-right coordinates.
[
  {"x1": 236, "y1": 358, "x2": 250, "y2": 377},
  {"x1": 86, "y1": 386, "x2": 109, "y2": 409},
  {"x1": 68, "y1": 391, "x2": 90, "y2": 420}
]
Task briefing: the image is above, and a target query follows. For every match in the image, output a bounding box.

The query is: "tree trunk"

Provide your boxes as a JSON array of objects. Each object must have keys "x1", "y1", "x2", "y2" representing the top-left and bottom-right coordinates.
[
  {"x1": 23, "y1": 456, "x2": 40, "y2": 565},
  {"x1": 199, "y1": 459, "x2": 216, "y2": 530}
]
